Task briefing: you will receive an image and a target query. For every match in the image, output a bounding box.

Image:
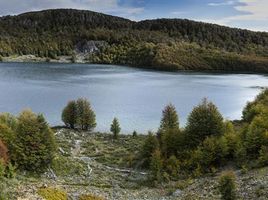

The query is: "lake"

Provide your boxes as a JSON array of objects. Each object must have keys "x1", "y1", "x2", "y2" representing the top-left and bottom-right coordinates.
[{"x1": 0, "y1": 62, "x2": 267, "y2": 133}]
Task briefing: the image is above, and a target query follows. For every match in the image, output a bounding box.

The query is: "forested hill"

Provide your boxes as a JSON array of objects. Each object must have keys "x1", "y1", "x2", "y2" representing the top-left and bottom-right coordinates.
[{"x1": 1, "y1": 9, "x2": 268, "y2": 72}]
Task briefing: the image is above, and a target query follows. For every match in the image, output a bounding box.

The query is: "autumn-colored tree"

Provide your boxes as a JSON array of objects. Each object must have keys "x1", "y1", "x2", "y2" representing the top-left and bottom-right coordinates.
[
  {"x1": 62, "y1": 100, "x2": 77, "y2": 129},
  {"x1": 0, "y1": 140, "x2": 8, "y2": 165}
]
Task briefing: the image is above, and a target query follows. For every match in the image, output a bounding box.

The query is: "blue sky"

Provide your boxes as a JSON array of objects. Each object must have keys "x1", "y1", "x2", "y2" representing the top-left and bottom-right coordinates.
[{"x1": 0, "y1": 0, "x2": 267, "y2": 32}]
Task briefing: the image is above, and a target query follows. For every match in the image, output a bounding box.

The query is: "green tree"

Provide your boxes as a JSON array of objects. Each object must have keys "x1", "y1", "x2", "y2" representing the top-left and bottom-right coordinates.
[
  {"x1": 141, "y1": 132, "x2": 159, "y2": 168},
  {"x1": 110, "y1": 118, "x2": 121, "y2": 139},
  {"x1": 76, "y1": 98, "x2": 96, "y2": 131},
  {"x1": 218, "y1": 171, "x2": 237, "y2": 200},
  {"x1": 159, "y1": 104, "x2": 179, "y2": 132},
  {"x1": 62, "y1": 100, "x2": 77, "y2": 129},
  {"x1": 13, "y1": 110, "x2": 56, "y2": 171},
  {"x1": 150, "y1": 149, "x2": 163, "y2": 182},
  {"x1": 165, "y1": 155, "x2": 180, "y2": 178},
  {"x1": 185, "y1": 98, "x2": 224, "y2": 148}
]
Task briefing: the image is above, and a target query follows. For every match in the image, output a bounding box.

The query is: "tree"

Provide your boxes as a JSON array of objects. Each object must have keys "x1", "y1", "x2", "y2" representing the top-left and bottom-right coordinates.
[
  {"x1": 13, "y1": 110, "x2": 56, "y2": 171},
  {"x1": 110, "y1": 118, "x2": 121, "y2": 139},
  {"x1": 0, "y1": 140, "x2": 8, "y2": 165},
  {"x1": 132, "y1": 130, "x2": 138, "y2": 137},
  {"x1": 141, "y1": 132, "x2": 159, "y2": 168},
  {"x1": 159, "y1": 104, "x2": 179, "y2": 132},
  {"x1": 150, "y1": 149, "x2": 163, "y2": 182},
  {"x1": 76, "y1": 98, "x2": 96, "y2": 131},
  {"x1": 62, "y1": 100, "x2": 77, "y2": 129},
  {"x1": 185, "y1": 98, "x2": 224, "y2": 148},
  {"x1": 218, "y1": 171, "x2": 237, "y2": 200}
]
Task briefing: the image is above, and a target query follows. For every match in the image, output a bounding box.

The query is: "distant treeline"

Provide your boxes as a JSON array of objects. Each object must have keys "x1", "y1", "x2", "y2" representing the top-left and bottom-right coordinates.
[{"x1": 1, "y1": 9, "x2": 268, "y2": 71}]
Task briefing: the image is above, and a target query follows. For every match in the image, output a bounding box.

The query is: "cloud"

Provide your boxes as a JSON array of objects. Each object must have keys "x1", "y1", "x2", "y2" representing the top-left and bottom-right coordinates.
[
  {"x1": 201, "y1": 0, "x2": 268, "y2": 31},
  {"x1": 170, "y1": 11, "x2": 187, "y2": 16},
  {"x1": 0, "y1": 0, "x2": 144, "y2": 18},
  {"x1": 208, "y1": 1, "x2": 235, "y2": 6}
]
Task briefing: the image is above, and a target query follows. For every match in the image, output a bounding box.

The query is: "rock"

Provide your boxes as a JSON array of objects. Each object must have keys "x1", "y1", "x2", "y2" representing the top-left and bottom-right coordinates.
[{"x1": 172, "y1": 189, "x2": 182, "y2": 197}]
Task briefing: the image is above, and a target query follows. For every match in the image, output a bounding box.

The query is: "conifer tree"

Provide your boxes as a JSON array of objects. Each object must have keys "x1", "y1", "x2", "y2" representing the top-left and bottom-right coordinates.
[
  {"x1": 159, "y1": 104, "x2": 179, "y2": 132},
  {"x1": 185, "y1": 98, "x2": 224, "y2": 148},
  {"x1": 110, "y1": 118, "x2": 121, "y2": 139}
]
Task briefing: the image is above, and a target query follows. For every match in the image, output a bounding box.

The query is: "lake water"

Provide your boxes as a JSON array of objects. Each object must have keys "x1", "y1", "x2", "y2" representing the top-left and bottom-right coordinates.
[{"x1": 0, "y1": 62, "x2": 267, "y2": 133}]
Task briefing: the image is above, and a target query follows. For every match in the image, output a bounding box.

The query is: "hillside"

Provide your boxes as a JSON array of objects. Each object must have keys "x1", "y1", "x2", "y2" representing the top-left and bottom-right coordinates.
[{"x1": 1, "y1": 9, "x2": 268, "y2": 71}]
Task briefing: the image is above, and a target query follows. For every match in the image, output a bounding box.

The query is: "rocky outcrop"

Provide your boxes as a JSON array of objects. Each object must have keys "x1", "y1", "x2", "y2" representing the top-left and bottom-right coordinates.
[{"x1": 75, "y1": 40, "x2": 107, "y2": 54}]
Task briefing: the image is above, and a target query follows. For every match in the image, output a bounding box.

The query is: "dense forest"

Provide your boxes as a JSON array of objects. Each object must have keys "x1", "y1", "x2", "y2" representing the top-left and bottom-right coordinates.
[{"x1": 1, "y1": 9, "x2": 268, "y2": 71}]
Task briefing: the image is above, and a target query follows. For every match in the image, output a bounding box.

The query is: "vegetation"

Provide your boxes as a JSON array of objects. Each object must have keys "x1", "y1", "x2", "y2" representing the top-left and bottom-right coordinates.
[
  {"x1": 110, "y1": 117, "x2": 121, "y2": 139},
  {"x1": 79, "y1": 194, "x2": 104, "y2": 200},
  {"x1": 140, "y1": 89, "x2": 268, "y2": 181},
  {"x1": 38, "y1": 188, "x2": 67, "y2": 200},
  {"x1": 218, "y1": 171, "x2": 237, "y2": 200},
  {"x1": 62, "y1": 98, "x2": 96, "y2": 131},
  {"x1": 1, "y1": 9, "x2": 268, "y2": 72},
  {"x1": 0, "y1": 110, "x2": 56, "y2": 172}
]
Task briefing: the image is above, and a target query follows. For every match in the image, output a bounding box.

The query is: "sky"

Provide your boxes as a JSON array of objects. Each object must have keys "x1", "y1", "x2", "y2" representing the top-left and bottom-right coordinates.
[{"x1": 0, "y1": 0, "x2": 267, "y2": 32}]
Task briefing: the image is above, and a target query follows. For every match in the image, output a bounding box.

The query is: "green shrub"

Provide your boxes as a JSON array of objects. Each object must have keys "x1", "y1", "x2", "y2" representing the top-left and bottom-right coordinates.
[
  {"x1": 150, "y1": 149, "x2": 163, "y2": 182},
  {"x1": 79, "y1": 194, "x2": 104, "y2": 200},
  {"x1": 0, "y1": 159, "x2": 5, "y2": 177},
  {"x1": 141, "y1": 132, "x2": 159, "y2": 168},
  {"x1": 13, "y1": 110, "x2": 56, "y2": 171},
  {"x1": 218, "y1": 171, "x2": 237, "y2": 200},
  {"x1": 38, "y1": 188, "x2": 67, "y2": 200},
  {"x1": 258, "y1": 146, "x2": 268, "y2": 167}
]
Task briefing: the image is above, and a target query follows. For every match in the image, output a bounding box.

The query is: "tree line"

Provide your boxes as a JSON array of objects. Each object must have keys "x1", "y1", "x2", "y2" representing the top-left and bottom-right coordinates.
[
  {"x1": 1, "y1": 9, "x2": 268, "y2": 72},
  {"x1": 140, "y1": 89, "x2": 268, "y2": 185}
]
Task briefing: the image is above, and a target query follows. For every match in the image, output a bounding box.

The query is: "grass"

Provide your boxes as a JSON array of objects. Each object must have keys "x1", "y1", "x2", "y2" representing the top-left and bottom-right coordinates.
[{"x1": 38, "y1": 187, "x2": 67, "y2": 200}]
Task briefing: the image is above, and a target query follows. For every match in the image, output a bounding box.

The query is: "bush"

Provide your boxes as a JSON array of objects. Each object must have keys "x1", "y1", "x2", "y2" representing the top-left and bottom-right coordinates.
[
  {"x1": 0, "y1": 159, "x2": 5, "y2": 177},
  {"x1": 191, "y1": 136, "x2": 228, "y2": 173},
  {"x1": 79, "y1": 194, "x2": 104, "y2": 200},
  {"x1": 0, "y1": 140, "x2": 8, "y2": 165},
  {"x1": 38, "y1": 188, "x2": 67, "y2": 200},
  {"x1": 62, "y1": 100, "x2": 77, "y2": 129},
  {"x1": 258, "y1": 146, "x2": 268, "y2": 167},
  {"x1": 165, "y1": 155, "x2": 180, "y2": 178},
  {"x1": 76, "y1": 98, "x2": 96, "y2": 131},
  {"x1": 218, "y1": 171, "x2": 237, "y2": 200},
  {"x1": 141, "y1": 132, "x2": 159, "y2": 168},
  {"x1": 150, "y1": 149, "x2": 163, "y2": 182},
  {"x1": 13, "y1": 110, "x2": 56, "y2": 171},
  {"x1": 185, "y1": 98, "x2": 224, "y2": 148}
]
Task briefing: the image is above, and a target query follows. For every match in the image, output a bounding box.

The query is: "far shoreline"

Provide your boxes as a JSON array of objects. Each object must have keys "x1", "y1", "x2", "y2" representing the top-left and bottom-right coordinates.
[{"x1": 1, "y1": 55, "x2": 268, "y2": 75}]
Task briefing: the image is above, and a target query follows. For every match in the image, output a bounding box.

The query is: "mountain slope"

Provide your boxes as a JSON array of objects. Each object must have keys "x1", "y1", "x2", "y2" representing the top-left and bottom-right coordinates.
[{"x1": 1, "y1": 9, "x2": 268, "y2": 72}]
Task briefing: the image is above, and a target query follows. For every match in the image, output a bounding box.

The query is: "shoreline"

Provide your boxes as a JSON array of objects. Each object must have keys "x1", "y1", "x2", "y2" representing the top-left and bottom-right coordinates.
[{"x1": 1, "y1": 54, "x2": 268, "y2": 75}]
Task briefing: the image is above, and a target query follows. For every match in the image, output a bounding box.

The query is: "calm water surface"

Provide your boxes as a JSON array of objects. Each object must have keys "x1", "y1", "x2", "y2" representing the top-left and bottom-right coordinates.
[{"x1": 0, "y1": 62, "x2": 267, "y2": 133}]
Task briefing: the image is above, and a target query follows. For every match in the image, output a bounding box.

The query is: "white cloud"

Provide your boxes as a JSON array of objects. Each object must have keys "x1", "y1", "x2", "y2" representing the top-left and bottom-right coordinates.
[
  {"x1": 171, "y1": 11, "x2": 187, "y2": 16},
  {"x1": 208, "y1": 1, "x2": 235, "y2": 6},
  {"x1": 0, "y1": 0, "x2": 144, "y2": 18},
  {"x1": 202, "y1": 0, "x2": 268, "y2": 32}
]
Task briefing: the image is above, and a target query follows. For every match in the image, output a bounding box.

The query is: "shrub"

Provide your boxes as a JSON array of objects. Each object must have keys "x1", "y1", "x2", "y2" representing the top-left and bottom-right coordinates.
[
  {"x1": 165, "y1": 155, "x2": 180, "y2": 178},
  {"x1": 79, "y1": 194, "x2": 104, "y2": 200},
  {"x1": 13, "y1": 110, "x2": 56, "y2": 171},
  {"x1": 185, "y1": 98, "x2": 224, "y2": 148},
  {"x1": 0, "y1": 159, "x2": 5, "y2": 177},
  {"x1": 110, "y1": 118, "x2": 121, "y2": 139},
  {"x1": 62, "y1": 100, "x2": 77, "y2": 129},
  {"x1": 38, "y1": 188, "x2": 67, "y2": 200},
  {"x1": 218, "y1": 171, "x2": 237, "y2": 200},
  {"x1": 0, "y1": 140, "x2": 8, "y2": 165},
  {"x1": 258, "y1": 146, "x2": 268, "y2": 167},
  {"x1": 150, "y1": 149, "x2": 163, "y2": 182},
  {"x1": 191, "y1": 136, "x2": 228, "y2": 173},
  {"x1": 76, "y1": 98, "x2": 96, "y2": 131},
  {"x1": 141, "y1": 132, "x2": 159, "y2": 168}
]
